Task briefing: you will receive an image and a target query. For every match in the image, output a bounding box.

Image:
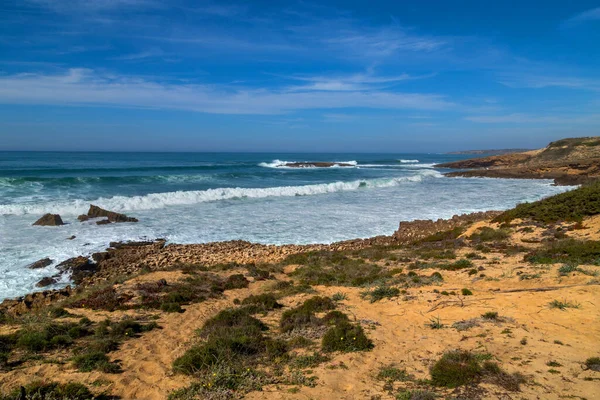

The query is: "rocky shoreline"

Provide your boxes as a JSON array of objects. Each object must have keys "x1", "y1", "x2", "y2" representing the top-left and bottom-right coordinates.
[{"x1": 437, "y1": 137, "x2": 600, "y2": 185}]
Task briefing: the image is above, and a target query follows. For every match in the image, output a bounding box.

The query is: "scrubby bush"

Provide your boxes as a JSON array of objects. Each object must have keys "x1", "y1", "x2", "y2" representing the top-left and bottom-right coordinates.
[
  {"x1": 321, "y1": 321, "x2": 373, "y2": 353},
  {"x1": 461, "y1": 288, "x2": 473, "y2": 296},
  {"x1": 241, "y1": 293, "x2": 282, "y2": 313},
  {"x1": 73, "y1": 351, "x2": 121, "y2": 373},
  {"x1": 279, "y1": 297, "x2": 335, "y2": 333},
  {"x1": 584, "y1": 357, "x2": 600, "y2": 372},
  {"x1": 430, "y1": 350, "x2": 481, "y2": 388},
  {"x1": 361, "y1": 286, "x2": 400, "y2": 303},
  {"x1": 0, "y1": 381, "x2": 96, "y2": 400},
  {"x1": 494, "y1": 182, "x2": 600, "y2": 223},
  {"x1": 526, "y1": 239, "x2": 600, "y2": 265}
]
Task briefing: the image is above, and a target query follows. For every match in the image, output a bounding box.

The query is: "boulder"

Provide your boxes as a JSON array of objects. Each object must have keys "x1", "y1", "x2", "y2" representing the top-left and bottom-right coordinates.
[
  {"x1": 36, "y1": 277, "x2": 57, "y2": 287},
  {"x1": 57, "y1": 256, "x2": 97, "y2": 285},
  {"x1": 77, "y1": 215, "x2": 90, "y2": 222},
  {"x1": 26, "y1": 258, "x2": 53, "y2": 269},
  {"x1": 86, "y1": 204, "x2": 138, "y2": 223},
  {"x1": 67, "y1": 235, "x2": 76, "y2": 240},
  {"x1": 92, "y1": 252, "x2": 111, "y2": 263},
  {"x1": 0, "y1": 287, "x2": 72, "y2": 317},
  {"x1": 96, "y1": 219, "x2": 112, "y2": 225},
  {"x1": 33, "y1": 214, "x2": 64, "y2": 226}
]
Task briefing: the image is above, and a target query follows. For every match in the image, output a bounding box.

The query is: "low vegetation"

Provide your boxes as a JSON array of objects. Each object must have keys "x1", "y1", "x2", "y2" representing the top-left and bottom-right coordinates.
[
  {"x1": 0, "y1": 381, "x2": 102, "y2": 400},
  {"x1": 525, "y1": 239, "x2": 600, "y2": 265},
  {"x1": 494, "y1": 182, "x2": 600, "y2": 223}
]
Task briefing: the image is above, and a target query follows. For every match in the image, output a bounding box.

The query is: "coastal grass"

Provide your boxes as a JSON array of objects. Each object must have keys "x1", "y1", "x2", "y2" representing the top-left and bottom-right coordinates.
[
  {"x1": 361, "y1": 286, "x2": 400, "y2": 303},
  {"x1": 469, "y1": 227, "x2": 511, "y2": 242},
  {"x1": 494, "y1": 182, "x2": 600, "y2": 224},
  {"x1": 525, "y1": 239, "x2": 600, "y2": 265},
  {"x1": 0, "y1": 381, "x2": 100, "y2": 400},
  {"x1": 430, "y1": 350, "x2": 525, "y2": 391}
]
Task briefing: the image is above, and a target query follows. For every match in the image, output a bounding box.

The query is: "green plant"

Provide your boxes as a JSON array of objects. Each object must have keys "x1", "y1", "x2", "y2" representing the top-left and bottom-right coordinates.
[
  {"x1": 469, "y1": 227, "x2": 511, "y2": 242},
  {"x1": 481, "y1": 312, "x2": 499, "y2": 320},
  {"x1": 241, "y1": 293, "x2": 282, "y2": 313},
  {"x1": 321, "y1": 321, "x2": 373, "y2": 353},
  {"x1": 461, "y1": 288, "x2": 473, "y2": 296},
  {"x1": 376, "y1": 365, "x2": 412, "y2": 382},
  {"x1": 332, "y1": 292, "x2": 348, "y2": 301},
  {"x1": 395, "y1": 390, "x2": 437, "y2": 400},
  {"x1": 494, "y1": 182, "x2": 600, "y2": 224},
  {"x1": 549, "y1": 299, "x2": 580, "y2": 310},
  {"x1": 546, "y1": 361, "x2": 562, "y2": 367},
  {"x1": 73, "y1": 351, "x2": 121, "y2": 373},
  {"x1": 362, "y1": 286, "x2": 400, "y2": 303},
  {"x1": 0, "y1": 381, "x2": 98, "y2": 400},
  {"x1": 584, "y1": 357, "x2": 600, "y2": 371},
  {"x1": 290, "y1": 352, "x2": 330, "y2": 369},
  {"x1": 427, "y1": 316, "x2": 444, "y2": 329},
  {"x1": 430, "y1": 350, "x2": 482, "y2": 388}
]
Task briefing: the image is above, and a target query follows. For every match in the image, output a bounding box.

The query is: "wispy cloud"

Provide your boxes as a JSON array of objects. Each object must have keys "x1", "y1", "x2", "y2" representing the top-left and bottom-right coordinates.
[
  {"x1": 111, "y1": 48, "x2": 165, "y2": 60},
  {"x1": 283, "y1": 71, "x2": 435, "y2": 92},
  {"x1": 498, "y1": 74, "x2": 600, "y2": 91},
  {"x1": 563, "y1": 7, "x2": 600, "y2": 26},
  {"x1": 0, "y1": 68, "x2": 455, "y2": 114},
  {"x1": 465, "y1": 113, "x2": 599, "y2": 124}
]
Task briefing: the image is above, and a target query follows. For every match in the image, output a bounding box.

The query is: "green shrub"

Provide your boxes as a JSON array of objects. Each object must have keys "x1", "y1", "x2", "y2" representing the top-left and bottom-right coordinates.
[
  {"x1": 548, "y1": 299, "x2": 580, "y2": 310},
  {"x1": 161, "y1": 302, "x2": 184, "y2": 313},
  {"x1": 290, "y1": 352, "x2": 329, "y2": 369},
  {"x1": 0, "y1": 381, "x2": 96, "y2": 400},
  {"x1": 469, "y1": 227, "x2": 511, "y2": 242},
  {"x1": 395, "y1": 390, "x2": 437, "y2": 400},
  {"x1": 322, "y1": 311, "x2": 350, "y2": 325},
  {"x1": 461, "y1": 288, "x2": 473, "y2": 296},
  {"x1": 362, "y1": 286, "x2": 400, "y2": 303},
  {"x1": 279, "y1": 297, "x2": 335, "y2": 333},
  {"x1": 241, "y1": 293, "x2": 282, "y2": 313},
  {"x1": 420, "y1": 227, "x2": 465, "y2": 243},
  {"x1": 481, "y1": 312, "x2": 499, "y2": 320},
  {"x1": 430, "y1": 350, "x2": 482, "y2": 388},
  {"x1": 494, "y1": 183, "x2": 600, "y2": 223},
  {"x1": 525, "y1": 239, "x2": 600, "y2": 265},
  {"x1": 321, "y1": 321, "x2": 373, "y2": 353},
  {"x1": 585, "y1": 357, "x2": 600, "y2": 371},
  {"x1": 223, "y1": 274, "x2": 250, "y2": 290},
  {"x1": 73, "y1": 351, "x2": 121, "y2": 373},
  {"x1": 376, "y1": 365, "x2": 411, "y2": 382}
]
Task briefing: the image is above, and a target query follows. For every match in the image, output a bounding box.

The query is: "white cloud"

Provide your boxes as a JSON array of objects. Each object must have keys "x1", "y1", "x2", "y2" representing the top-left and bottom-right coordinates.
[
  {"x1": 564, "y1": 7, "x2": 600, "y2": 26},
  {"x1": 499, "y1": 74, "x2": 600, "y2": 91},
  {"x1": 465, "y1": 113, "x2": 599, "y2": 124},
  {"x1": 0, "y1": 68, "x2": 455, "y2": 114}
]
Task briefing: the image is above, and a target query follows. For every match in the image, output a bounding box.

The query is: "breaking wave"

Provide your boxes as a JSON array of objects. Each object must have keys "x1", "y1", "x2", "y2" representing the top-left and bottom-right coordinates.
[
  {"x1": 259, "y1": 160, "x2": 358, "y2": 168},
  {"x1": 0, "y1": 170, "x2": 443, "y2": 216}
]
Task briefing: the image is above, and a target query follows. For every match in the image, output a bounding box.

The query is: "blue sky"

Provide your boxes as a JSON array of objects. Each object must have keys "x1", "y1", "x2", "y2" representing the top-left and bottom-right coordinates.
[{"x1": 0, "y1": 0, "x2": 599, "y2": 152}]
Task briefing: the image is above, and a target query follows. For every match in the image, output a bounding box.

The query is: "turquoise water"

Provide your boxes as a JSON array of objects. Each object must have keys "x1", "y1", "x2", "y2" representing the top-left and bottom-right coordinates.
[{"x1": 0, "y1": 152, "x2": 569, "y2": 299}]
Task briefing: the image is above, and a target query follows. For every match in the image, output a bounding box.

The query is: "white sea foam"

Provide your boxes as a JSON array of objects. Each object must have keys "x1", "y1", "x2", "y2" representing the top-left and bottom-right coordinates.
[
  {"x1": 259, "y1": 160, "x2": 358, "y2": 168},
  {"x1": 0, "y1": 170, "x2": 443, "y2": 216},
  {"x1": 399, "y1": 159, "x2": 419, "y2": 163}
]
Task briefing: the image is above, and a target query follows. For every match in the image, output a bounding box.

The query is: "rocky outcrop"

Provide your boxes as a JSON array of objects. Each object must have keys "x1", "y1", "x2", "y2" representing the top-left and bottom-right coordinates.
[
  {"x1": 392, "y1": 211, "x2": 502, "y2": 242},
  {"x1": 56, "y1": 256, "x2": 97, "y2": 285},
  {"x1": 437, "y1": 137, "x2": 600, "y2": 186},
  {"x1": 77, "y1": 205, "x2": 137, "y2": 223},
  {"x1": 33, "y1": 214, "x2": 64, "y2": 226},
  {"x1": 0, "y1": 287, "x2": 72, "y2": 317},
  {"x1": 36, "y1": 277, "x2": 57, "y2": 287},
  {"x1": 87, "y1": 204, "x2": 138, "y2": 223},
  {"x1": 26, "y1": 258, "x2": 53, "y2": 269},
  {"x1": 284, "y1": 162, "x2": 354, "y2": 168}
]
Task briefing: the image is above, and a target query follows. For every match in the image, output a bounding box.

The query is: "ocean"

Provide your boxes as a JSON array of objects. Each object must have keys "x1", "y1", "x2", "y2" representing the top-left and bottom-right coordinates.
[{"x1": 0, "y1": 151, "x2": 570, "y2": 300}]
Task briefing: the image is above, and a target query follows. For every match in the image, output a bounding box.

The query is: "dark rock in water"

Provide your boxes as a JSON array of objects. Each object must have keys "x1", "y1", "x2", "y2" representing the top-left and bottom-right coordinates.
[
  {"x1": 96, "y1": 219, "x2": 112, "y2": 225},
  {"x1": 284, "y1": 162, "x2": 354, "y2": 168},
  {"x1": 57, "y1": 256, "x2": 97, "y2": 285},
  {"x1": 77, "y1": 214, "x2": 90, "y2": 222},
  {"x1": 33, "y1": 213, "x2": 64, "y2": 226},
  {"x1": 87, "y1": 204, "x2": 138, "y2": 223},
  {"x1": 109, "y1": 240, "x2": 157, "y2": 249},
  {"x1": 92, "y1": 251, "x2": 111, "y2": 263},
  {"x1": 36, "y1": 277, "x2": 57, "y2": 287},
  {"x1": 67, "y1": 235, "x2": 76, "y2": 240},
  {"x1": 26, "y1": 258, "x2": 53, "y2": 269}
]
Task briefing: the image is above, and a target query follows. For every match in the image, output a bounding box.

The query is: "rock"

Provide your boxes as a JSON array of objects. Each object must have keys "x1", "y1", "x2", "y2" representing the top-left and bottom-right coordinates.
[
  {"x1": 33, "y1": 213, "x2": 64, "y2": 226},
  {"x1": 86, "y1": 204, "x2": 138, "y2": 223},
  {"x1": 0, "y1": 287, "x2": 72, "y2": 317},
  {"x1": 26, "y1": 258, "x2": 53, "y2": 269},
  {"x1": 56, "y1": 256, "x2": 97, "y2": 285},
  {"x1": 67, "y1": 235, "x2": 76, "y2": 240},
  {"x1": 36, "y1": 277, "x2": 57, "y2": 287},
  {"x1": 92, "y1": 252, "x2": 111, "y2": 263},
  {"x1": 96, "y1": 219, "x2": 112, "y2": 225},
  {"x1": 77, "y1": 215, "x2": 89, "y2": 222}
]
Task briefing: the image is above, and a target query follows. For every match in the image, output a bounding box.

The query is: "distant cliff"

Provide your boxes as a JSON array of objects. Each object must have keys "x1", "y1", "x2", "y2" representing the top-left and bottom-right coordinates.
[{"x1": 437, "y1": 137, "x2": 600, "y2": 185}]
